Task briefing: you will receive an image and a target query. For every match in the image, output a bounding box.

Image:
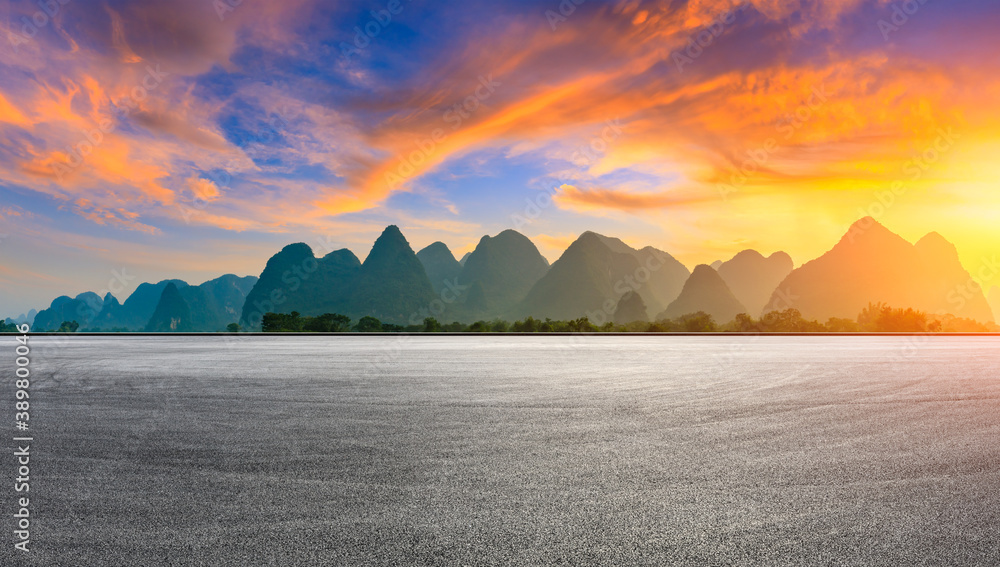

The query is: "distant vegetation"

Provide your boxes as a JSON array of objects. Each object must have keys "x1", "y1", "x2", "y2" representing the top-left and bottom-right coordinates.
[{"x1": 253, "y1": 304, "x2": 996, "y2": 334}]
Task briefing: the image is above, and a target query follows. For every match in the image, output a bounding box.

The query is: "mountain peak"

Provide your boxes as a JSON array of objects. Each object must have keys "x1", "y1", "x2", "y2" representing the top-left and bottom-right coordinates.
[
  {"x1": 496, "y1": 229, "x2": 526, "y2": 239},
  {"x1": 278, "y1": 242, "x2": 314, "y2": 256},
  {"x1": 462, "y1": 230, "x2": 550, "y2": 316},
  {"x1": 717, "y1": 250, "x2": 794, "y2": 316},
  {"x1": 915, "y1": 231, "x2": 958, "y2": 258},
  {"x1": 365, "y1": 225, "x2": 416, "y2": 265},
  {"x1": 730, "y1": 249, "x2": 766, "y2": 262},
  {"x1": 417, "y1": 241, "x2": 462, "y2": 294},
  {"x1": 689, "y1": 264, "x2": 720, "y2": 280},
  {"x1": 379, "y1": 224, "x2": 406, "y2": 242},
  {"x1": 660, "y1": 264, "x2": 747, "y2": 324},
  {"x1": 571, "y1": 231, "x2": 609, "y2": 250},
  {"x1": 767, "y1": 251, "x2": 793, "y2": 264},
  {"x1": 837, "y1": 216, "x2": 907, "y2": 249},
  {"x1": 420, "y1": 241, "x2": 454, "y2": 257}
]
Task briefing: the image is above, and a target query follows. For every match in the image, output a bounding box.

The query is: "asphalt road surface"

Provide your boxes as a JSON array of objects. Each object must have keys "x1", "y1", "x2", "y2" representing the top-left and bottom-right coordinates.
[{"x1": 2, "y1": 335, "x2": 999, "y2": 565}]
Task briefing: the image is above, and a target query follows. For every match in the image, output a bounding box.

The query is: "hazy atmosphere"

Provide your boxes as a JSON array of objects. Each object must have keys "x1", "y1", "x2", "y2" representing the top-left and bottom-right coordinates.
[{"x1": 2, "y1": 0, "x2": 1000, "y2": 315}]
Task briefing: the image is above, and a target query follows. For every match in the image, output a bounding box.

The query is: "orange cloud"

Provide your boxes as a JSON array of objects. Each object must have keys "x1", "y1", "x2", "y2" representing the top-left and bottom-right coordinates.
[
  {"x1": 554, "y1": 185, "x2": 713, "y2": 213},
  {"x1": 186, "y1": 177, "x2": 222, "y2": 201},
  {"x1": 0, "y1": 93, "x2": 31, "y2": 126}
]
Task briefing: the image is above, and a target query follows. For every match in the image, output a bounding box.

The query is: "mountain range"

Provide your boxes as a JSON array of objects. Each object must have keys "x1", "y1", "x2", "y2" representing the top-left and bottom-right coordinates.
[
  {"x1": 11, "y1": 217, "x2": 998, "y2": 331},
  {"x1": 763, "y1": 217, "x2": 994, "y2": 323},
  {"x1": 30, "y1": 276, "x2": 257, "y2": 332}
]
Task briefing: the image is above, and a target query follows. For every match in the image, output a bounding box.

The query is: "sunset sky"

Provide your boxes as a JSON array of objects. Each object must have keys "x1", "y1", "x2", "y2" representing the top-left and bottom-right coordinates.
[{"x1": 1, "y1": 0, "x2": 999, "y2": 315}]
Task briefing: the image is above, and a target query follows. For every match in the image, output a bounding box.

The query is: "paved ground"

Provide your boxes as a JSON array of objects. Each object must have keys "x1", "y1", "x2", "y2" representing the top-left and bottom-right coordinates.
[{"x1": 2, "y1": 335, "x2": 999, "y2": 565}]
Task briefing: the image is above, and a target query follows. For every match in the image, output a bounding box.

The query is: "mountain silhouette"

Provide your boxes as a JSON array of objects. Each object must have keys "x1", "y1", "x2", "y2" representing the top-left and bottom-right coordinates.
[
  {"x1": 613, "y1": 290, "x2": 648, "y2": 324},
  {"x1": 4, "y1": 309, "x2": 37, "y2": 326},
  {"x1": 764, "y1": 217, "x2": 994, "y2": 322},
  {"x1": 143, "y1": 275, "x2": 256, "y2": 332},
  {"x1": 145, "y1": 283, "x2": 192, "y2": 332},
  {"x1": 658, "y1": 264, "x2": 747, "y2": 324},
  {"x1": 14, "y1": 218, "x2": 998, "y2": 331},
  {"x1": 119, "y1": 280, "x2": 189, "y2": 329},
  {"x1": 417, "y1": 242, "x2": 462, "y2": 294},
  {"x1": 348, "y1": 225, "x2": 436, "y2": 324},
  {"x1": 241, "y1": 243, "x2": 361, "y2": 327},
  {"x1": 518, "y1": 231, "x2": 687, "y2": 323},
  {"x1": 91, "y1": 293, "x2": 125, "y2": 329},
  {"x1": 717, "y1": 250, "x2": 794, "y2": 316},
  {"x1": 32, "y1": 292, "x2": 104, "y2": 331},
  {"x1": 186, "y1": 275, "x2": 257, "y2": 330},
  {"x1": 459, "y1": 230, "x2": 549, "y2": 318},
  {"x1": 592, "y1": 234, "x2": 690, "y2": 315}
]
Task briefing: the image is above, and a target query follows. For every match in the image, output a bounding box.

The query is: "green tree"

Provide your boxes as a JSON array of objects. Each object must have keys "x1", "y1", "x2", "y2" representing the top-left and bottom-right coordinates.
[
  {"x1": 423, "y1": 317, "x2": 442, "y2": 332},
  {"x1": 731, "y1": 313, "x2": 758, "y2": 332},
  {"x1": 354, "y1": 316, "x2": 383, "y2": 332},
  {"x1": 512, "y1": 317, "x2": 540, "y2": 332},
  {"x1": 567, "y1": 317, "x2": 597, "y2": 332},
  {"x1": 226, "y1": 323, "x2": 241, "y2": 333},
  {"x1": 303, "y1": 313, "x2": 352, "y2": 332},
  {"x1": 57, "y1": 320, "x2": 80, "y2": 333},
  {"x1": 261, "y1": 312, "x2": 303, "y2": 332},
  {"x1": 677, "y1": 312, "x2": 716, "y2": 332}
]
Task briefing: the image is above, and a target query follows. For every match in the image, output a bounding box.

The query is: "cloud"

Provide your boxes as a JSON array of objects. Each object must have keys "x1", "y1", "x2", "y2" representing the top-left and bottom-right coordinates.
[
  {"x1": 554, "y1": 184, "x2": 714, "y2": 213},
  {"x1": 0, "y1": 93, "x2": 31, "y2": 127},
  {"x1": 0, "y1": 0, "x2": 998, "y2": 258},
  {"x1": 186, "y1": 177, "x2": 222, "y2": 202}
]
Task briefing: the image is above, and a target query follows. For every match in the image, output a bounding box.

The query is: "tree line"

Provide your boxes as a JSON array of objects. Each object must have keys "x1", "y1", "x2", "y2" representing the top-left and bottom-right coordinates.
[
  {"x1": 10, "y1": 302, "x2": 992, "y2": 333},
  {"x1": 254, "y1": 303, "x2": 995, "y2": 333}
]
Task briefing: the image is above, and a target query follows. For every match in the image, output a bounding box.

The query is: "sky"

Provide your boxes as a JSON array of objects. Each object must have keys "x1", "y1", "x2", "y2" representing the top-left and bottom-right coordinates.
[{"x1": 1, "y1": 0, "x2": 999, "y2": 316}]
